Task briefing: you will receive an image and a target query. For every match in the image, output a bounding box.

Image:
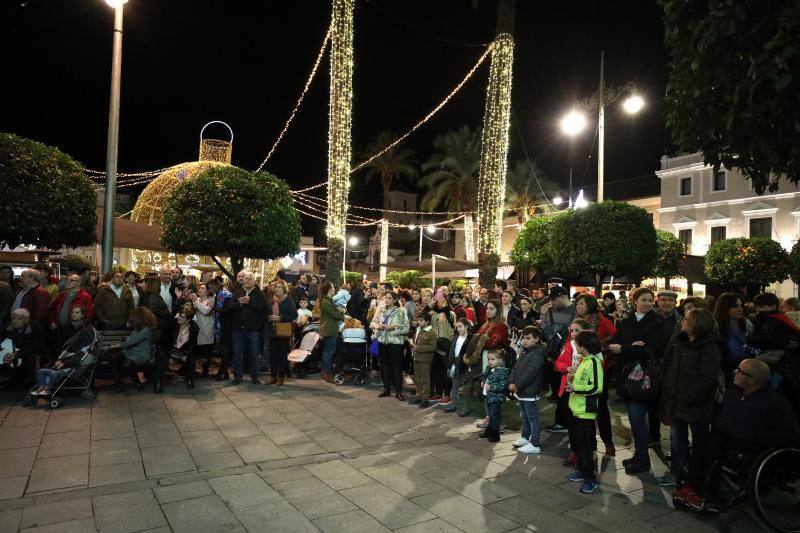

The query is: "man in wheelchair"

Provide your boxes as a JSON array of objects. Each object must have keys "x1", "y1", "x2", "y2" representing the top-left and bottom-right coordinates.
[{"x1": 675, "y1": 358, "x2": 800, "y2": 511}]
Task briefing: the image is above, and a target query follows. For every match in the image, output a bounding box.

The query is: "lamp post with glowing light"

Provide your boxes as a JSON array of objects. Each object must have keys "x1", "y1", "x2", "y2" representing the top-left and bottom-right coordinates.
[
  {"x1": 342, "y1": 235, "x2": 360, "y2": 281},
  {"x1": 408, "y1": 223, "x2": 437, "y2": 262},
  {"x1": 560, "y1": 51, "x2": 644, "y2": 203},
  {"x1": 100, "y1": 0, "x2": 127, "y2": 272}
]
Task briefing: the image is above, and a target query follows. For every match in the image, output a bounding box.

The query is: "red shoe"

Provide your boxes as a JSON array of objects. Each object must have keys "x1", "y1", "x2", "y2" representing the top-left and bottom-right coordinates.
[
  {"x1": 674, "y1": 485, "x2": 705, "y2": 511},
  {"x1": 562, "y1": 453, "x2": 577, "y2": 467},
  {"x1": 441, "y1": 396, "x2": 451, "y2": 404},
  {"x1": 673, "y1": 484, "x2": 692, "y2": 498},
  {"x1": 430, "y1": 395, "x2": 442, "y2": 401}
]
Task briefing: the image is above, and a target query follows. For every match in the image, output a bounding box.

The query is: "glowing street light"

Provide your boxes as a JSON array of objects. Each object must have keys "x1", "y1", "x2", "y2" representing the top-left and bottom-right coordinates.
[
  {"x1": 408, "y1": 224, "x2": 417, "y2": 231},
  {"x1": 552, "y1": 195, "x2": 563, "y2": 206},
  {"x1": 560, "y1": 110, "x2": 586, "y2": 136},
  {"x1": 104, "y1": 0, "x2": 128, "y2": 6},
  {"x1": 574, "y1": 190, "x2": 589, "y2": 209},
  {"x1": 623, "y1": 94, "x2": 645, "y2": 114},
  {"x1": 426, "y1": 224, "x2": 436, "y2": 234},
  {"x1": 348, "y1": 235, "x2": 359, "y2": 247}
]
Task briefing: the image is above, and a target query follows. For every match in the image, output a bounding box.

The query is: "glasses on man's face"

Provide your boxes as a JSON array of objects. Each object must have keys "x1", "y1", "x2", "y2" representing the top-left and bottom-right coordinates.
[{"x1": 734, "y1": 367, "x2": 753, "y2": 378}]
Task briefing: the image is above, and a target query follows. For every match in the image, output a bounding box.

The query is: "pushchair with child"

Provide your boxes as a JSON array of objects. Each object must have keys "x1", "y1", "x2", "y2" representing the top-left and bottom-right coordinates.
[
  {"x1": 334, "y1": 324, "x2": 369, "y2": 386},
  {"x1": 23, "y1": 325, "x2": 99, "y2": 409},
  {"x1": 288, "y1": 322, "x2": 322, "y2": 377}
]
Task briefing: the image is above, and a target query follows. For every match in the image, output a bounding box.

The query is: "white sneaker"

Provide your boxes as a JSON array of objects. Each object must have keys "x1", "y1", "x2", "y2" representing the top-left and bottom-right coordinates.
[
  {"x1": 512, "y1": 437, "x2": 530, "y2": 448},
  {"x1": 518, "y1": 443, "x2": 541, "y2": 454}
]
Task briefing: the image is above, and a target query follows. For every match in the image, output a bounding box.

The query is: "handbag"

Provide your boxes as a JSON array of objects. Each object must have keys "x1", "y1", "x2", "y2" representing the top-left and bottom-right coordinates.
[
  {"x1": 436, "y1": 337, "x2": 451, "y2": 356},
  {"x1": 275, "y1": 322, "x2": 293, "y2": 340},
  {"x1": 623, "y1": 359, "x2": 662, "y2": 401}
]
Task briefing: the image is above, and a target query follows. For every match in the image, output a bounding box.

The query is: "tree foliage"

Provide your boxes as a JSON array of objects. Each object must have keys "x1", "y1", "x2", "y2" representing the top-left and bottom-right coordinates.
[
  {"x1": 60, "y1": 254, "x2": 93, "y2": 274},
  {"x1": 661, "y1": 0, "x2": 800, "y2": 193},
  {"x1": 360, "y1": 131, "x2": 418, "y2": 208},
  {"x1": 384, "y1": 270, "x2": 431, "y2": 289},
  {"x1": 419, "y1": 126, "x2": 482, "y2": 213},
  {"x1": 509, "y1": 215, "x2": 555, "y2": 274},
  {"x1": 0, "y1": 132, "x2": 96, "y2": 250},
  {"x1": 548, "y1": 201, "x2": 658, "y2": 284},
  {"x1": 705, "y1": 237, "x2": 789, "y2": 288},
  {"x1": 505, "y1": 160, "x2": 559, "y2": 223},
  {"x1": 789, "y1": 241, "x2": 800, "y2": 285},
  {"x1": 653, "y1": 230, "x2": 684, "y2": 279},
  {"x1": 161, "y1": 166, "x2": 301, "y2": 276}
]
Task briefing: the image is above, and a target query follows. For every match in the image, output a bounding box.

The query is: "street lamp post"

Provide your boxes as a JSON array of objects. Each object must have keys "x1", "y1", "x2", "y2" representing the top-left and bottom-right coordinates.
[{"x1": 101, "y1": 0, "x2": 126, "y2": 273}]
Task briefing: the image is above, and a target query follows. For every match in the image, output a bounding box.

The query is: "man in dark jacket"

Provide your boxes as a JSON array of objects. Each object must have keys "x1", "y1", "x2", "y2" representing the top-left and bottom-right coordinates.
[
  {"x1": 10, "y1": 269, "x2": 50, "y2": 330},
  {"x1": 291, "y1": 274, "x2": 309, "y2": 306},
  {"x1": 508, "y1": 326, "x2": 547, "y2": 453},
  {"x1": 747, "y1": 292, "x2": 800, "y2": 353},
  {"x1": 225, "y1": 271, "x2": 267, "y2": 384}
]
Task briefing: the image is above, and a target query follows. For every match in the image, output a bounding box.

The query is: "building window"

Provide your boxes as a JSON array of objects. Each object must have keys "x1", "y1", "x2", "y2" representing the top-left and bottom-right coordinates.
[
  {"x1": 750, "y1": 217, "x2": 772, "y2": 239},
  {"x1": 680, "y1": 177, "x2": 692, "y2": 196},
  {"x1": 712, "y1": 170, "x2": 726, "y2": 191},
  {"x1": 710, "y1": 226, "x2": 726, "y2": 244},
  {"x1": 678, "y1": 229, "x2": 692, "y2": 253}
]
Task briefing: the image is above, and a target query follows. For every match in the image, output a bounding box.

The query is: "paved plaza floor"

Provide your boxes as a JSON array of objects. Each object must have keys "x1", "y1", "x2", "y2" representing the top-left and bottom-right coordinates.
[{"x1": 0, "y1": 375, "x2": 770, "y2": 533}]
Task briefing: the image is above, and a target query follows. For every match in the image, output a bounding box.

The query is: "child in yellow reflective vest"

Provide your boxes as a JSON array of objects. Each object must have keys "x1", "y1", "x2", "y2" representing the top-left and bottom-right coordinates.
[{"x1": 566, "y1": 330, "x2": 604, "y2": 494}]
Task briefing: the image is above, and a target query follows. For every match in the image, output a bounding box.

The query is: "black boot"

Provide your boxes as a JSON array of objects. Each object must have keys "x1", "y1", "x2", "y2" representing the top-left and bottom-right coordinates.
[
  {"x1": 487, "y1": 428, "x2": 501, "y2": 443},
  {"x1": 112, "y1": 373, "x2": 124, "y2": 393},
  {"x1": 201, "y1": 361, "x2": 209, "y2": 378},
  {"x1": 153, "y1": 379, "x2": 162, "y2": 394},
  {"x1": 186, "y1": 375, "x2": 194, "y2": 390}
]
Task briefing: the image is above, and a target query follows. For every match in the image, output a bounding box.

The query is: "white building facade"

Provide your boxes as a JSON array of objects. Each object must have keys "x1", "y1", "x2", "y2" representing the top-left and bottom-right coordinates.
[{"x1": 657, "y1": 152, "x2": 799, "y2": 297}]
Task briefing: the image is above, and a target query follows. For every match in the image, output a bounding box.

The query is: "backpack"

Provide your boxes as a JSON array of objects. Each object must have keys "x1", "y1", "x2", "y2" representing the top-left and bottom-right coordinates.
[{"x1": 542, "y1": 309, "x2": 569, "y2": 361}]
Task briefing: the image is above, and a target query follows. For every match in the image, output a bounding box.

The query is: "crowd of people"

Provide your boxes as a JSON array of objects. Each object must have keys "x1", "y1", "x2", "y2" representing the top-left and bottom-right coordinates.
[{"x1": 1, "y1": 263, "x2": 799, "y2": 509}]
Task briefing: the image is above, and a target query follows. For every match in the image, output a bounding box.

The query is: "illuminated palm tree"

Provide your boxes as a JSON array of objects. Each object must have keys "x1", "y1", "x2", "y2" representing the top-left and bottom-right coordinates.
[
  {"x1": 360, "y1": 131, "x2": 418, "y2": 211},
  {"x1": 419, "y1": 125, "x2": 482, "y2": 214},
  {"x1": 505, "y1": 159, "x2": 559, "y2": 223}
]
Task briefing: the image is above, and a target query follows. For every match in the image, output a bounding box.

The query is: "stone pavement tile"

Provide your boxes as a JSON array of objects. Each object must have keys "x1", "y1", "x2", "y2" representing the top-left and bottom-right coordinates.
[
  {"x1": 0, "y1": 475, "x2": 27, "y2": 499},
  {"x1": 352, "y1": 432, "x2": 396, "y2": 447},
  {"x1": 0, "y1": 509, "x2": 22, "y2": 531},
  {"x1": 20, "y1": 517, "x2": 96, "y2": 533},
  {"x1": 273, "y1": 477, "x2": 357, "y2": 519},
  {"x1": 340, "y1": 482, "x2": 435, "y2": 529},
  {"x1": 0, "y1": 424, "x2": 45, "y2": 450},
  {"x1": 342, "y1": 452, "x2": 394, "y2": 469},
  {"x1": 241, "y1": 406, "x2": 286, "y2": 425},
  {"x1": 90, "y1": 437, "x2": 140, "y2": 467},
  {"x1": 182, "y1": 429, "x2": 234, "y2": 455},
  {"x1": 606, "y1": 488, "x2": 676, "y2": 522},
  {"x1": 313, "y1": 509, "x2": 391, "y2": 533},
  {"x1": 258, "y1": 423, "x2": 312, "y2": 445},
  {"x1": 45, "y1": 412, "x2": 91, "y2": 434},
  {"x1": 412, "y1": 490, "x2": 519, "y2": 533},
  {"x1": 564, "y1": 502, "x2": 666, "y2": 533},
  {"x1": 192, "y1": 451, "x2": 245, "y2": 471},
  {"x1": 2, "y1": 406, "x2": 50, "y2": 427},
  {"x1": 383, "y1": 449, "x2": 453, "y2": 473},
  {"x1": 327, "y1": 416, "x2": 379, "y2": 436},
  {"x1": 155, "y1": 479, "x2": 213, "y2": 504},
  {"x1": 361, "y1": 462, "x2": 443, "y2": 498},
  {"x1": 434, "y1": 448, "x2": 511, "y2": 479},
  {"x1": 27, "y1": 453, "x2": 89, "y2": 493},
  {"x1": 89, "y1": 461, "x2": 146, "y2": 487},
  {"x1": 141, "y1": 443, "x2": 196, "y2": 477},
  {"x1": 258, "y1": 466, "x2": 313, "y2": 485},
  {"x1": 235, "y1": 500, "x2": 318, "y2": 533},
  {"x1": 161, "y1": 494, "x2": 245, "y2": 533},
  {"x1": 20, "y1": 498, "x2": 93, "y2": 529},
  {"x1": 131, "y1": 410, "x2": 174, "y2": 428},
  {"x1": 266, "y1": 398, "x2": 308, "y2": 414},
  {"x1": 90, "y1": 417, "x2": 135, "y2": 441},
  {"x1": 135, "y1": 423, "x2": 182, "y2": 448},
  {"x1": 278, "y1": 441, "x2": 327, "y2": 458},
  {"x1": 0, "y1": 446, "x2": 37, "y2": 478},
  {"x1": 487, "y1": 496, "x2": 599, "y2": 533},
  {"x1": 422, "y1": 468, "x2": 518, "y2": 505},
  {"x1": 304, "y1": 459, "x2": 372, "y2": 490},
  {"x1": 305, "y1": 428, "x2": 363, "y2": 453},
  {"x1": 37, "y1": 429, "x2": 91, "y2": 458},
  {"x1": 172, "y1": 414, "x2": 216, "y2": 433},
  {"x1": 647, "y1": 509, "x2": 721, "y2": 533},
  {"x1": 208, "y1": 472, "x2": 283, "y2": 510},
  {"x1": 163, "y1": 397, "x2": 203, "y2": 414},
  {"x1": 229, "y1": 435, "x2": 286, "y2": 463},
  {"x1": 226, "y1": 393, "x2": 265, "y2": 409},
  {"x1": 217, "y1": 419, "x2": 262, "y2": 439},
  {"x1": 288, "y1": 410, "x2": 330, "y2": 430},
  {"x1": 94, "y1": 489, "x2": 167, "y2": 533},
  {"x1": 394, "y1": 518, "x2": 464, "y2": 533}
]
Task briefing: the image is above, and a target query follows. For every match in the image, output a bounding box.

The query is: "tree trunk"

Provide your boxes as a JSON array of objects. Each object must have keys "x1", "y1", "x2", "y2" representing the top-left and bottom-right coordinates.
[
  {"x1": 478, "y1": 252, "x2": 499, "y2": 289},
  {"x1": 594, "y1": 272, "x2": 603, "y2": 298},
  {"x1": 326, "y1": 237, "x2": 344, "y2": 288},
  {"x1": 664, "y1": 276, "x2": 671, "y2": 292},
  {"x1": 211, "y1": 256, "x2": 235, "y2": 280},
  {"x1": 382, "y1": 176, "x2": 392, "y2": 213}
]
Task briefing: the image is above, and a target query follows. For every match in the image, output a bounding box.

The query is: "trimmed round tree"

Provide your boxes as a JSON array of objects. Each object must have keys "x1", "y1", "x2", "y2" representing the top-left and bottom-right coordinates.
[
  {"x1": 653, "y1": 230, "x2": 684, "y2": 288},
  {"x1": 789, "y1": 241, "x2": 800, "y2": 285},
  {"x1": 705, "y1": 237, "x2": 789, "y2": 290},
  {"x1": 509, "y1": 215, "x2": 555, "y2": 277},
  {"x1": 547, "y1": 201, "x2": 658, "y2": 295},
  {"x1": 161, "y1": 166, "x2": 301, "y2": 277},
  {"x1": 0, "y1": 133, "x2": 96, "y2": 249}
]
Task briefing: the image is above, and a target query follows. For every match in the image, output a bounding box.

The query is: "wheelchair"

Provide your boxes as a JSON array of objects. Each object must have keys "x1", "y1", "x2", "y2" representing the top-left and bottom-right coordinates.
[{"x1": 684, "y1": 447, "x2": 800, "y2": 532}]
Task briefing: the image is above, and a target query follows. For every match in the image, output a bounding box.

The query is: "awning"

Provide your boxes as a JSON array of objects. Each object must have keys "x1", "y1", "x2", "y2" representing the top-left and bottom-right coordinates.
[{"x1": 95, "y1": 210, "x2": 168, "y2": 252}]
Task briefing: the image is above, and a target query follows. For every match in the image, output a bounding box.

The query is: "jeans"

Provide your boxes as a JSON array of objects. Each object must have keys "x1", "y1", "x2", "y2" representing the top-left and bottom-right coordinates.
[
  {"x1": 450, "y1": 373, "x2": 464, "y2": 409},
  {"x1": 626, "y1": 399, "x2": 652, "y2": 462},
  {"x1": 321, "y1": 336, "x2": 337, "y2": 374},
  {"x1": 670, "y1": 418, "x2": 710, "y2": 489},
  {"x1": 573, "y1": 417, "x2": 597, "y2": 481},
  {"x1": 519, "y1": 400, "x2": 540, "y2": 446},
  {"x1": 268, "y1": 337, "x2": 289, "y2": 378},
  {"x1": 233, "y1": 329, "x2": 261, "y2": 381},
  {"x1": 486, "y1": 400, "x2": 502, "y2": 431},
  {"x1": 36, "y1": 368, "x2": 64, "y2": 388},
  {"x1": 379, "y1": 343, "x2": 404, "y2": 393}
]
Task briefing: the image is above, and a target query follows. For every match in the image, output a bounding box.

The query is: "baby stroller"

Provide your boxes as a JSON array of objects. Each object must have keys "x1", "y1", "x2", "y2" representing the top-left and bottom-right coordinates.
[
  {"x1": 288, "y1": 323, "x2": 322, "y2": 378},
  {"x1": 334, "y1": 327, "x2": 369, "y2": 386},
  {"x1": 23, "y1": 325, "x2": 99, "y2": 409}
]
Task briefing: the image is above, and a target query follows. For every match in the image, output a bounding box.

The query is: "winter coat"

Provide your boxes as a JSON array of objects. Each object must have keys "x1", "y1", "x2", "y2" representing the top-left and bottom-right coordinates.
[
  {"x1": 93, "y1": 285, "x2": 134, "y2": 330},
  {"x1": 15, "y1": 284, "x2": 51, "y2": 328},
  {"x1": 659, "y1": 332, "x2": 721, "y2": 424},
  {"x1": 554, "y1": 340, "x2": 580, "y2": 397},
  {"x1": 119, "y1": 327, "x2": 153, "y2": 366},
  {"x1": 568, "y1": 354, "x2": 604, "y2": 420},
  {"x1": 508, "y1": 345, "x2": 546, "y2": 399},
  {"x1": 319, "y1": 295, "x2": 344, "y2": 338},
  {"x1": 431, "y1": 308, "x2": 456, "y2": 341},
  {"x1": 483, "y1": 365, "x2": 509, "y2": 403},
  {"x1": 226, "y1": 287, "x2": 268, "y2": 331},
  {"x1": 265, "y1": 294, "x2": 298, "y2": 338},
  {"x1": 171, "y1": 321, "x2": 198, "y2": 361},
  {"x1": 413, "y1": 326, "x2": 437, "y2": 364},
  {"x1": 0, "y1": 281, "x2": 12, "y2": 326},
  {"x1": 609, "y1": 310, "x2": 665, "y2": 366},
  {"x1": 447, "y1": 333, "x2": 472, "y2": 375},
  {"x1": 747, "y1": 312, "x2": 800, "y2": 353},
  {"x1": 49, "y1": 289, "x2": 95, "y2": 327},
  {"x1": 370, "y1": 306, "x2": 410, "y2": 345},
  {"x1": 714, "y1": 386, "x2": 800, "y2": 452},
  {"x1": 140, "y1": 292, "x2": 170, "y2": 343},
  {"x1": 463, "y1": 321, "x2": 509, "y2": 366},
  {"x1": 192, "y1": 296, "x2": 215, "y2": 346}
]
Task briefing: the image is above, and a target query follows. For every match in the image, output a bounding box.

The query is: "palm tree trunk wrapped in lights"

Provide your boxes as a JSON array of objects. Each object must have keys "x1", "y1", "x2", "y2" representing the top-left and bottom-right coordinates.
[
  {"x1": 325, "y1": 0, "x2": 354, "y2": 286},
  {"x1": 476, "y1": 32, "x2": 514, "y2": 288}
]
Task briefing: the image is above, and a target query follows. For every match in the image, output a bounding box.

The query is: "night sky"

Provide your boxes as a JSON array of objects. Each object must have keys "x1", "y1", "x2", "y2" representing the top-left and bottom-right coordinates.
[{"x1": 1, "y1": 0, "x2": 669, "y2": 239}]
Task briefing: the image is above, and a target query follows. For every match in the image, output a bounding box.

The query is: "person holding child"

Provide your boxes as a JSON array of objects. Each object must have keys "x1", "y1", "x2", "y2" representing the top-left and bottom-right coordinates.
[
  {"x1": 409, "y1": 310, "x2": 437, "y2": 409},
  {"x1": 479, "y1": 349, "x2": 509, "y2": 443},
  {"x1": 317, "y1": 282, "x2": 344, "y2": 383},
  {"x1": 508, "y1": 326, "x2": 547, "y2": 454},
  {"x1": 566, "y1": 330, "x2": 604, "y2": 494}
]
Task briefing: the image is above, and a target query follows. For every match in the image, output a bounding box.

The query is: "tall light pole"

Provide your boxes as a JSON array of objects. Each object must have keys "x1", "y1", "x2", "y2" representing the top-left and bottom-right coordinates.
[
  {"x1": 559, "y1": 51, "x2": 644, "y2": 203},
  {"x1": 101, "y1": 0, "x2": 126, "y2": 273}
]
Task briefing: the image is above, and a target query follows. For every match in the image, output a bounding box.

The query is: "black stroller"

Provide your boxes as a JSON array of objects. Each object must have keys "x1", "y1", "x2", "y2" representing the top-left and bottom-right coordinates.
[
  {"x1": 333, "y1": 327, "x2": 369, "y2": 386},
  {"x1": 23, "y1": 326, "x2": 99, "y2": 409}
]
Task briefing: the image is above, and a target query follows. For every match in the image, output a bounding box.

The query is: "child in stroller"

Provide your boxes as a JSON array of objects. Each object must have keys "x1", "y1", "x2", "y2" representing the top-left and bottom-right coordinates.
[
  {"x1": 334, "y1": 318, "x2": 369, "y2": 386},
  {"x1": 28, "y1": 324, "x2": 98, "y2": 406}
]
